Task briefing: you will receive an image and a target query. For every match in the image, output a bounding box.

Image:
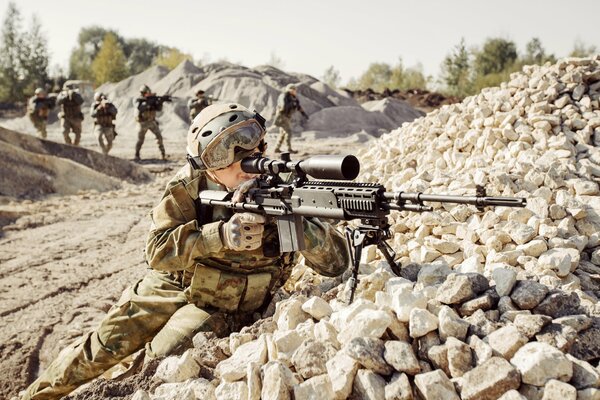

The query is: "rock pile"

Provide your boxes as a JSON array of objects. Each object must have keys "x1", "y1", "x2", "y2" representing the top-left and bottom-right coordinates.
[{"x1": 124, "y1": 56, "x2": 600, "y2": 399}]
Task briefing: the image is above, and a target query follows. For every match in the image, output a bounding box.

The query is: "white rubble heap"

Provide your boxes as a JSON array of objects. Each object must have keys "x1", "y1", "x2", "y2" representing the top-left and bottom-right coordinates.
[{"x1": 133, "y1": 56, "x2": 600, "y2": 399}]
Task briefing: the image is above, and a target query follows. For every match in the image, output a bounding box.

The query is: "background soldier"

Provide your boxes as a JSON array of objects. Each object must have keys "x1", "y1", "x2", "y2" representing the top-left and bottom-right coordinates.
[
  {"x1": 27, "y1": 87, "x2": 55, "y2": 139},
  {"x1": 21, "y1": 103, "x2": 349, "y2": 400},
  {"x1": 188, "y1": 89, "x2": 210, "y2": 121},
  {"x1": 273, "y1": 83, "x2": 309, "y2": 154},
  {"x1": 134, "y1": 84, "x2": 167, "y2": 161},
  {"x1": 90, "y1": 92, "x2": 118, "y2": 155},
  {"x1": 56, "y1": 83, "x2": 85, "y2": 145}
]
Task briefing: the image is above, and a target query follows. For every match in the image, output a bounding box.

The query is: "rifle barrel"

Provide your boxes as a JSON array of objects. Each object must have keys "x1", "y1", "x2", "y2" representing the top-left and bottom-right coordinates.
[{"x1": 384, "y1": 192, "x2": 527, "y2": 209}]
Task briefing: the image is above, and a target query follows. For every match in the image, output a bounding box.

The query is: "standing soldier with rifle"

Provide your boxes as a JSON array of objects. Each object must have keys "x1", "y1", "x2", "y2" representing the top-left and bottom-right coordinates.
[
  {"x1": 21, "y1": 103, "x2": 349, "y2": 400},
  {"x1": 90, "y1": 92, "x2": 118, "y2": 155},
  {"x1": 27, "y1": 87, "x2": 55, "y2": 139},
  {"x1": 134, "y1": 84, "x2": 171, "y2": 161},
  {"x1": 56, "y1": 83, "x2": 85, "y2": 146},
  {"x1": 188, "y1": 89, "x2": 210, "y2": 121},
  {"x1": 273, "y1": 83, "x2": 308, "y2": 154}
]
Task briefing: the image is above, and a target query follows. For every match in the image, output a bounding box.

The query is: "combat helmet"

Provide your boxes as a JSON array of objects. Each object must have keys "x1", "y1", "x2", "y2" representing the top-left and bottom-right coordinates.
[
  {"x1": 140, "y1": 85, "x2": 151, "y2": 94},
  {"x1": 186, "y1": 103, "x2": 266, "y2": 171},
  {"x1": 94, "y1": 92, "x2": 105, "y2": 102},
  {"x1": 34, "y1": 87, "x2": 45, "y2": 96}
]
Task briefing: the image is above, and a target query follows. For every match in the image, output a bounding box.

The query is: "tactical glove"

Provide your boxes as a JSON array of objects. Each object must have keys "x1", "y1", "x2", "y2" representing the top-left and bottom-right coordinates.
[{"x1": 220, "y1": 212, "x2": 265, "y2": 251}]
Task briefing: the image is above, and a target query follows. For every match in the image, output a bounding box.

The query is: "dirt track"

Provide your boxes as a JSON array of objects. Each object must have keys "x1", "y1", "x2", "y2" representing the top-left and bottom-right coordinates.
[{"x1": 0, "y1": 128, "x2": 367, "y2": 398}]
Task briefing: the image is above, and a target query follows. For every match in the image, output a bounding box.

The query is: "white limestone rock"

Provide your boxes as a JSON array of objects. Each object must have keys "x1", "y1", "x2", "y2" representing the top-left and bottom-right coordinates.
[
  {"x1": 291, "y1": 338, "x2": 338, "y2": 379},
  {"x1": 541, "y1": 379, "x2": 577, "y2": 400},
  {"x1": 409, "y1": 308, "x2": 439, "y2": 338},
  {"x1": 326, "y1": 352, "x2": 359, "y2": 399},
  {"x1": 260, "y1": 361, "x2": 300, "y2": 400},
  {"x1": 414, "y1": 370, "x2": 460, "y2": 400},
  {"x1": 274, "y1": 297, "x2": 311, "y2": 331},
  {"x1": 337, "y1": 309, "x2": 392, "y2": 344},
  {"x1": 217, "y1": 336, "x2": 268, "y2": 382},
  {"x1": 301, "y1": 296, "x2": 333, "y2": 320},
  {"x1": 383, "y1": 340, "x2": 421, "y2": 375},
  {"x1": 485, "y1": 324, "x2": 528, "y2": 359},
  {"x1": 510, "y1": 342, "x2": 573, "y2": 386},
  {"x1": 292, "y1": 374, "x2": 334, "y2": 400},
  {"x1": 155, "y1": 350, "x2": 201, "y2": 383},
  {"x1": 353, "y1": 369, "x2": 387, "y2": 400},
  {"x1": 215, "y1": 381, "x2": 248, "y2": 400}
]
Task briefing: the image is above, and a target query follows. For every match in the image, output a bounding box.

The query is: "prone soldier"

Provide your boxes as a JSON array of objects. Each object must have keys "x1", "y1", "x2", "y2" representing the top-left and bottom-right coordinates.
[
  {"x1": 27, "y1": 88, "x2": 55, "y2": 139},
  {"x1": 90, "y1": 92, "x2": 118, "y2": 155},
  {"x1": 188, "y1": 89, "x2": 210, "y2": 121},
  {"x1": 134, "y1": 84, "x2": 168, "y2": 160},
  {"x1": 56, "y1": 83, "x2": 85, "y2": 146},
  {"x1": 273, "y1": 83, "x2": 308, "y2": 154},
  {"x1": 21, "y1": 103, "x2": 349, "y2": 399}
]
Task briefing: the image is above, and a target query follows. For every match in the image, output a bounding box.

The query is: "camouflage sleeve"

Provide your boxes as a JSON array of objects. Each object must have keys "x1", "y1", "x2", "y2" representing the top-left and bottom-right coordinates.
[
  {"x1": 145, "y1": 181, "x2": 225, "y2": 272},
  {"x1": 300, "y1": 217, "x2": 349, "y2": 277},
  {"x1": 109, "y1": 104, "x2": 118, "y2": 116},
  {"x1": 90, "y1": 104, "x2": 98, "y2": 118}
]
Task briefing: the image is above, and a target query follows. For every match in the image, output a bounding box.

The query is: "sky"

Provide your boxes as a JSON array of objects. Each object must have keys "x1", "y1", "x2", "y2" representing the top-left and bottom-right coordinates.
[{"x1": 2, "y1": 0, "x2": 600, "y2": 84}]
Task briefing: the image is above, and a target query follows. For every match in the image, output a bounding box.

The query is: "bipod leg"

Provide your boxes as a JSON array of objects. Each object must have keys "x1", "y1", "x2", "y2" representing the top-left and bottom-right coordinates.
[
  {"x1": 377, "y1": 239, "x2": 401, "y2": 276},
  {"x1": 345, "y1": 227, "x2": 366, "y2": 304}
]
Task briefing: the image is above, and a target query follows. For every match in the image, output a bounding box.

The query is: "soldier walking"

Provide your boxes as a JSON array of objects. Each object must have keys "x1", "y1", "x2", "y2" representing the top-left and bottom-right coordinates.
[
  {"x1": 56, "y1": 84, "x2": 85, "y2": 145},
  {"x1": 273, "y1": 83, "x2": 308, "y2": 154},
  {"x1": 134, "y1": 85, "x2": 167, "y2": 161},
  {"x1": 90, "y1": 92, "x2": 118, "y2": 155},
  {"x1": 21, "y1": 103, "x2": 349, "y2": 400},
  {"x1": 188, "y1": 89, "x2": 210, "y2": 121},
  {"x1": 27, "y1": 88, "x2": 54, "y2": 139}
]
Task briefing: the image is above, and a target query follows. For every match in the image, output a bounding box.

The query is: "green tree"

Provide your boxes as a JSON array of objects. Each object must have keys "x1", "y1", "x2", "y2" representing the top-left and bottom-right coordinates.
[
  {"x1": 441, "y1": 39, "x2": 472, "y2": 97},
  {"x1": 322, "y1": 65, "x2": 341, "y2": 88},
  {"x1": 20, "y1": 15, "x2": 49, "y2": 95},
  {"x1": 155, "y1": 47, "x2": 193, "y2": 70},
  {"x1": 123, "y1": 37, "x2": 160, "y2": 74},
  {"x1": 474, "y1": 38, "x2": 518, "y2": 76},
  {"x1": 523, "y1": 37, "x2": 555, "y2": 65},
  {"x1": 353, "y1": 62, "x2": 393, "y2": 92},
  {"x1": 69, "y1": 26, "x2": 120, "y2": 80},
  {"x1": 91, "y1": 33, "x2": 128, "y2": 84},
  {"x1": 569, "y1": 39, "x2": 597, "y2": 57},
  {"x1": 389, "y1": 59, "x2": 427, "y2": 90},
  {"x1": 0, "y1": 1, "x2": 24, "y2": 101}
]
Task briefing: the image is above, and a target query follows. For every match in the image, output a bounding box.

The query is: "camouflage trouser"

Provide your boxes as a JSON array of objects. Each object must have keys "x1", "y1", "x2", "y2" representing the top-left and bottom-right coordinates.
[
  {"x1": 61, "y1": 117, "x2": 82, "y2": 146},
  {"x1": 22, "y1": 270, "x2": 228, "y2": 400},
  {"x1": 94, "y1": 125, "x2": 115, "y2": 155},
  {"x1": 136, "y1": 120, "x2": 165, "y2": 157},
  {"x1": 29, "y1": 115, "x2": 47, "y2": 139},
  {"x1": 274, "y1": 117, "x2": 293, "y2": 151}
]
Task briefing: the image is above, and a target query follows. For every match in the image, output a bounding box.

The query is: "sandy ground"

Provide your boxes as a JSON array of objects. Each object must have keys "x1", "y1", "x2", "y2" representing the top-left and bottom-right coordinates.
[{"x1": 0, "y1": 120, "x2": 369, "y2": 398}]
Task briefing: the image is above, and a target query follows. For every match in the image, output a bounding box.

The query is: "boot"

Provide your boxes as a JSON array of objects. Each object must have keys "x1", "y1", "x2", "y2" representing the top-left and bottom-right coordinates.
[{"x1": 134, "y1": 152, "x2": 141, "y2": 161}]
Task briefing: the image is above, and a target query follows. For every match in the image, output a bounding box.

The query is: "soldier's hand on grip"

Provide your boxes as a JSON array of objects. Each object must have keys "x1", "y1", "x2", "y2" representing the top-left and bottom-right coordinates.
[{"x1": 220, "y1": 212, "x2": 265, "y2": 251}]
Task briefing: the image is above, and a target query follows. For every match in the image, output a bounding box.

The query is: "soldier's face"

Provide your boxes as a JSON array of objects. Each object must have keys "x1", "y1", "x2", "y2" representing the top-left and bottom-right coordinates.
[{"x1": 212, "y1": 158, "x2": 259, "y2": 189}]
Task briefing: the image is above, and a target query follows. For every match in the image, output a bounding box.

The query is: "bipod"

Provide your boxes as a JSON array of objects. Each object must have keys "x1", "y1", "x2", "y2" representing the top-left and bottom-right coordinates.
[{"x1": 345, "y1": 224, "x2": 400, "y2": 304}]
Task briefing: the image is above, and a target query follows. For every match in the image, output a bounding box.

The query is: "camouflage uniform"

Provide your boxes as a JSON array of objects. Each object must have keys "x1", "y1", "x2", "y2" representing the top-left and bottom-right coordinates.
[
  {"x1": 91, "y1": 99, "x2": 118, "y2": 155},
  {"x1": 56, "y1": 90, "x2": 84, "y2": 146},
  {"x1": 134, "y1": 96, "x2": 166, "y2": 159},
  {"x1": 274, "y1": 89, "x2": 306, "y2": 152},
  {"x1": 188, "y1": 96, "x2": 210, "y2": 121},
  {"x1": 22, "y1": 164, "x2": 349, "y2": 400},
  {"x1": 27, "y1": 95, "x2": 53, "y2": 139}
]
